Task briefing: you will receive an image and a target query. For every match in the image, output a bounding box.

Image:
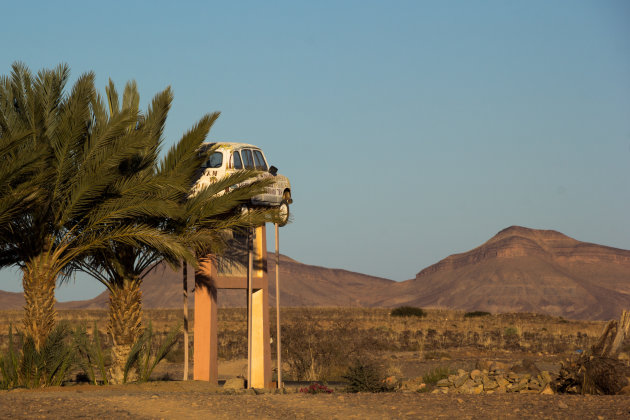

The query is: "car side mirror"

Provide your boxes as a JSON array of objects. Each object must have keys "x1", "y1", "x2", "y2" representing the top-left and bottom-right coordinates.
[{"x1": 269, "y1": 166, "x2": 278, "y2": 175}]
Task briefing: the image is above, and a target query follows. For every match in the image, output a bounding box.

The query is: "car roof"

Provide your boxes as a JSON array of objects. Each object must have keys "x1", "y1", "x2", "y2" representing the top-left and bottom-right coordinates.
[{"x1": 201, "y1": 141, "x2": 261, "y2": 151}]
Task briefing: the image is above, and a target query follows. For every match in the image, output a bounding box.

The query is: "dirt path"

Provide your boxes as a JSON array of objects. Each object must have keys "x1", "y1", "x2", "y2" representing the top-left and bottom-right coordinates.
[{"x1": 1, "y1": 382, "x2": 630, "y2": 419}]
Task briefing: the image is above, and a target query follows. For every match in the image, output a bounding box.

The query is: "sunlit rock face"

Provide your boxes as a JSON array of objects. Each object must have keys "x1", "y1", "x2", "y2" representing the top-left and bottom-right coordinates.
[{"x1": 376, "y1": 226, "x2": 630, "y2": 320}]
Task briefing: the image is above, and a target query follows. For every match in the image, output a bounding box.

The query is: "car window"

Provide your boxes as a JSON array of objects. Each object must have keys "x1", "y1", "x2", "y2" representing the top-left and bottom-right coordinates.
[
  {"x1": 253, "y1": 150, "x2": 268, "y2": 171},
  {"x1": 207, "y1": 152, "x2": 223, "y2": 168},
  {"x1": 232, "y1": 151, "x2": 243, "y2": 169},
  {"x1": 241, "y1": 149, "x2": 254, "y2": 169}
]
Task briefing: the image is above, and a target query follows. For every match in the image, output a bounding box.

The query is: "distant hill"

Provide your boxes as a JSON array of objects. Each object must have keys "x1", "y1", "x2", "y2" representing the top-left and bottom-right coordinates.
[
  {"x1": 1, "y1": 226, "x2": 629, "y2": 320},
  {"x1": 55, "y1": 254, "x2": 396, "y2": 310},
  {"x1": 373, "y1": 226, "x2": 630, "y2": 320}
]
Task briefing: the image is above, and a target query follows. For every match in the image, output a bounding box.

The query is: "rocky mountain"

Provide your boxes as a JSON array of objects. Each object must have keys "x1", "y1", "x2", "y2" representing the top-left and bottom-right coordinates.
[
  {"x1": 1, "y1": 226, "x2": 629, "y2": 320},
  {"x1": 374, "y1": 226, "x2": 630, "y2": 320}
]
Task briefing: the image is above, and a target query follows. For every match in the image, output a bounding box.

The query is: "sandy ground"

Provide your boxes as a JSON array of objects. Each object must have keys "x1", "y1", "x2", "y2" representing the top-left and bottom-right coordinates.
[{"x1": 1, "y1": 381, "x2": 629, "y2": 420}]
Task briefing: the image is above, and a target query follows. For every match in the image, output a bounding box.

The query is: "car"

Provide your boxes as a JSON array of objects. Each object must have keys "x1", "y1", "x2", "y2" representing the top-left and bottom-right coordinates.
[{"x1": 192, "y1": 142, "x2": 292, "y2": 226}]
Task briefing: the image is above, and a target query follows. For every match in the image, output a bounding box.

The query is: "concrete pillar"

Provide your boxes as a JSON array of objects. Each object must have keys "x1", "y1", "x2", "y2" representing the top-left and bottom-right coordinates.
[
  {"x1": 193, "y1": 256, "x2": 218, "y2": 384},
  {"x1": 193, "y1": 225, "x2": 271, "y2": 388}
]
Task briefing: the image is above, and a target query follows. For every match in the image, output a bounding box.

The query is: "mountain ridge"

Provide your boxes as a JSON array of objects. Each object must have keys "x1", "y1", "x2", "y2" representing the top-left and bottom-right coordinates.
[{"x1": 1, "y1": 226, "x2": 628, "y2": 320}]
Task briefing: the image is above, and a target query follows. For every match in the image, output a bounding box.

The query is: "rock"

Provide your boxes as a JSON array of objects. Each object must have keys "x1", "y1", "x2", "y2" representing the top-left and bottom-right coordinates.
[
  {"x1": 540, "y1": 371, "x2": 552, "y2": 385},
  {"x1": 540, "y1": 385, "x2": 555, "y2": 395},
  {"x1": 471, "y1": 385, "x2": 484, "y2": 395},
  {"x1": 470, "y1": 370, "x2": 482, "y2": 380},
  {"x1": 507, "y1": 381, "x2": 527, "y2": 392},
  {"x1": 496, "y1": 377, "x2": 509, "y2": 388},
  {"x1": 482, "y1": 377, "x2": 499, "y2": 391},
  {"x1": 558, "y1": 401, "x2": 568, "y2": 409},
  {"x1": 454, "y1": 375, "x2": 468, "y2": 388},
  {"x1": 223, "y1": 377, "x2": 246, "y2": 390},
  {"x1": 436, "y1": 379, "x2": 450, "y2": 387}
]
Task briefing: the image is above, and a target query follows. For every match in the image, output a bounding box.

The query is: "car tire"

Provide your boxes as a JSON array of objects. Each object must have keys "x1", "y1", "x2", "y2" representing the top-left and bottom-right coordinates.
[{"x1": 277, "y1": 200, "x2": 289, "y2": 227}]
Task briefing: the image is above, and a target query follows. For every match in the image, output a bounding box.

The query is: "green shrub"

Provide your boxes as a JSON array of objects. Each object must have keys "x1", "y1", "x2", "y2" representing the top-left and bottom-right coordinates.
[
  {"x1": 464, "y1": 311, "x2": 491, "y2": 318},
  {"x1": 390, "y1": 306, "x2": 426, "y2": 318},
  {"x1": 343, "y1": 359, "x2": 393, "y2": 393},
  {"x1": 0, "y1": 323, "x2": 75, "y2": 389},
  {"x1": 422, "y1": 366, "x2": 455, "y2": 385},
  {"x1": 124, "y1": 322, "x2": 181, "y2": 383},
  {"x1": 73, "y1": 322, "x2": 108, "y2": 385},
  {"x1": 504, "y1": 326, "x2": 519, "y2": 337}
]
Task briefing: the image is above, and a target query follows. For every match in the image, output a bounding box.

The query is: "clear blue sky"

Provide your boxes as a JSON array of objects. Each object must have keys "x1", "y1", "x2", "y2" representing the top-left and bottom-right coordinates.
[{"x1": 1, "y1": 0, "x2": 629, "y2": 301}]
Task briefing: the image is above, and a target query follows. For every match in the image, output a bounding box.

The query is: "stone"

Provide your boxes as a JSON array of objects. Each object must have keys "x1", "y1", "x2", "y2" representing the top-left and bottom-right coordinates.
[
  {"x1": 471, "y1": 385, "x2": 484, "y2": 395},
  {"x1": 436, "y1": 379, "x2": 450, "y2": 387},
  {"x1": 482, "y1": 377, "x2": 499, "y2": 391},
  {"x1": 558, "y1": 401, "x2": 568, "y2": 409},
  {"x1": 507, "y1": 381, "x2": 527, "y2": 392},
  {"x1": 470, "y1": 369, "x2": 482, "y2": 380},
  {"x1": 454, "y1": 375, "x2": 468, "y2": 388},
  {"x1": 496, "y1": 377, "x2": 510, "y2": 388},
  {"x1": 540, "y1": 371, "x2": 552, "y2": 385},
  {"x1": 540, "y1": 385, "x2": 555, "y2": 395},
  {"x1": 223, "y1": 377, "x2": 246, "y2": 390}
]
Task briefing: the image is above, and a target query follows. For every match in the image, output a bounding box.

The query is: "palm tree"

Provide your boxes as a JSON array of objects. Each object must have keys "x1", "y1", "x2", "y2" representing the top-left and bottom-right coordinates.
[
  {"x1": 0, "y1": 63, "x2": 187, "y2": 351},
  {"x1": 74, "y1": 81, "x2": 274, "y2": 383}
]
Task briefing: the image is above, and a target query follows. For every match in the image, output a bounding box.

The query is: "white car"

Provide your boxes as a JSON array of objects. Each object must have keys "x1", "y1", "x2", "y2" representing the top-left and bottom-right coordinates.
[{"x1": 193, "y1": 142, "x2": 292, "y2": 226}]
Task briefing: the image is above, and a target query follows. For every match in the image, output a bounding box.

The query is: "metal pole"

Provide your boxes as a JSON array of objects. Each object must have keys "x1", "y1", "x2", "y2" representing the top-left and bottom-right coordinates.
[
  {"x1": 247, "y1": 227, "x2": 253, "y2": 388},
  {"x1": 275, "y1": 223, "x2": 282, "y2": 388},
  {"x1": 182, "y1": 261, "x2": 189, "y2": 381}
]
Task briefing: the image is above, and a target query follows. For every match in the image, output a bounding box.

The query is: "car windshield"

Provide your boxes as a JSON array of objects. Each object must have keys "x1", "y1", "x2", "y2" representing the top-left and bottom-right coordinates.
[
  {"x1": 253, "y1": 150, "x2": 268, "y2": 170},
  {"x1": 207, "y1": 152, "x2": 223, "y2": 168}
]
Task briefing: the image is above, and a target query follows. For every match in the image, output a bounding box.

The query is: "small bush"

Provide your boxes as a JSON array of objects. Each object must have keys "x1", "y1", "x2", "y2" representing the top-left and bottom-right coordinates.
[
  {"x1": 504, "y1": 326, "x2": 519, "y2": 337},
  {"x1": 124, "y1": 322, "x2": 181, "y2": 383},
  {"x1": 422, "y1": 366, "x2": 454, "y2": 385},
  {"x1": 299, "y1": 383, "x2": 334, "y2": 394},
  {"x1": 464, "y1": 311, "x2": 491, "y2": 318},
  {"x1": 391, "y1": 306, "x2": 426, "y2": 318},
  {"x1": 343, "y1": 359, "x2": 394, "y2": 393}
]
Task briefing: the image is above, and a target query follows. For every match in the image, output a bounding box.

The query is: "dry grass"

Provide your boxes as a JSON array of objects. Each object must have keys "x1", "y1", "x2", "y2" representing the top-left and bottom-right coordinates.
[{"x1": 0, "y1": 307, "x2": 612, "y2": 382}]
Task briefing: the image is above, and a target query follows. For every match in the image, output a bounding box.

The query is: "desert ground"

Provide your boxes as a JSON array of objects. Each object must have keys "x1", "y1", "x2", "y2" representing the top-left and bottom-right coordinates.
[{"x1": 1, "y1": 308, "x2": 629, "y2": 419}]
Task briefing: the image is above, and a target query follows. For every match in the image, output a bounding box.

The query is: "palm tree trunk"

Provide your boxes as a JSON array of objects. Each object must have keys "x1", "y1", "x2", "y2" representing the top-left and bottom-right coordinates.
[
  {"x1": 107, "y1": 278, "x2": 143, "y2": 384},
  {"x1": 182, "y1": 261, "x2": 189, "y2": 380},
  {"x1": 22, "y1": 253, "x2": 57, "y2": 351}
]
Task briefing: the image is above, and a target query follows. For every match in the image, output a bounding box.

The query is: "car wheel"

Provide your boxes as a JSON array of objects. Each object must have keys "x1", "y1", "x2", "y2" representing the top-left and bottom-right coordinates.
[{"x1": 277, "y1": 200, "x2": 289, "y2": 227}]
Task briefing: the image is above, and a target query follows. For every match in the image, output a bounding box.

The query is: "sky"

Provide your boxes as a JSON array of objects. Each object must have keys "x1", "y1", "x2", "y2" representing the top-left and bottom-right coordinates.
[{"x1": 1, "y1": 0, "x2": 629, "y2": 301}]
